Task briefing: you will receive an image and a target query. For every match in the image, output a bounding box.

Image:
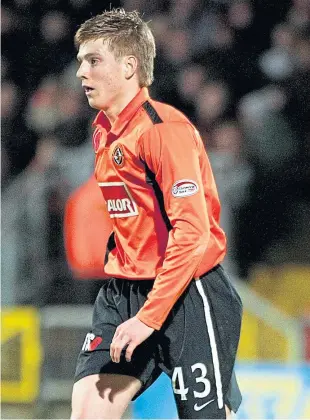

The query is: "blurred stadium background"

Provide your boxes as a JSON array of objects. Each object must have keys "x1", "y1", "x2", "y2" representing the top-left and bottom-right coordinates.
[{"x1": 1, "y1": 0, "x2": 310, "y2": 418}]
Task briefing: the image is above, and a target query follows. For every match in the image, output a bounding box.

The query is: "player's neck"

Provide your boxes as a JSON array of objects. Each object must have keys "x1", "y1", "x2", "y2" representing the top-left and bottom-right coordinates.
[{"x1": 104, "y1": 85, "x2": 141, "y2": 124}]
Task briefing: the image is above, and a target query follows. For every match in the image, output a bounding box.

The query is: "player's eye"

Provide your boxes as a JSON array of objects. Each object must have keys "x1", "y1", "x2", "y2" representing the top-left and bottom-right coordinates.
[{"x1": 90, "y1": 58, "x2": 99, "y2": 66}]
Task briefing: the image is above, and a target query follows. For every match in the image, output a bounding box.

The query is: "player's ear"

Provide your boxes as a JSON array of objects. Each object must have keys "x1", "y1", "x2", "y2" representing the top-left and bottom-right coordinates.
[{"x1": 124, "y1": 55, "x2": 138, "y2": 80}]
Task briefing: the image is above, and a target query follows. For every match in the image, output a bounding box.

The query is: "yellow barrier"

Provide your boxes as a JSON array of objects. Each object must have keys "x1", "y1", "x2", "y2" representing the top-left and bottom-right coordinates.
[
  {"x1": 238, "y1": 310, "x2": 290, "y2": 361},
  {"x1": 238, "y1": 310, "x2": 259, "y2": 360},
  {"x1": 1, "y1": 306, "x2": 42, "y2": 403},
  {"x1": 237, "y1": 263, "x2": 309, "y2": 362}
]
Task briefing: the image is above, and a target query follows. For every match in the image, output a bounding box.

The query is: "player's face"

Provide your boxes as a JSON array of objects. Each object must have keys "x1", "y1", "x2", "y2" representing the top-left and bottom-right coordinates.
[{"x1": 76, "y1": 39, "x2": 127, "y2": 111}]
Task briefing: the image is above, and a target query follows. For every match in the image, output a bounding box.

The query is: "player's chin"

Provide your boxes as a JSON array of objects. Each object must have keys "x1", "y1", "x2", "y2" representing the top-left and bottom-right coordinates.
[{"x1": 87, "y1": 98, "x2": 101, "y2": 110}]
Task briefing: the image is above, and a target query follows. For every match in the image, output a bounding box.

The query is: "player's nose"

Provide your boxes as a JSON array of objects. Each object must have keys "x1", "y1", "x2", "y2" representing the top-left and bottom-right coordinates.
[{"x1": 76, "y1": 63, "x2": 87, "y2": 79}]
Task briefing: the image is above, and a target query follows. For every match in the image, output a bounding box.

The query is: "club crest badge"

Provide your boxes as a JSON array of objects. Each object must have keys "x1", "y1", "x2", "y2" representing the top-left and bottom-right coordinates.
[{"x1": 112, "y1": 144, "x2": 125, "y2": 167}]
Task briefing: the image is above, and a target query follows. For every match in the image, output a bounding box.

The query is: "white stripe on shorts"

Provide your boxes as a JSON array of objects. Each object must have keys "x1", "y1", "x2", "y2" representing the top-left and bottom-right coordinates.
[{"x1": 195, "y1": 278, "x2": 224, "y2": 409}]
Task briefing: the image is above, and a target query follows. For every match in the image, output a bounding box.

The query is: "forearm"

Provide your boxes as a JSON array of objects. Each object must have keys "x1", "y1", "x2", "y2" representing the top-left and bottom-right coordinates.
[{"x1": 136, "y1": 230, "x2": 209, "y2": 329}]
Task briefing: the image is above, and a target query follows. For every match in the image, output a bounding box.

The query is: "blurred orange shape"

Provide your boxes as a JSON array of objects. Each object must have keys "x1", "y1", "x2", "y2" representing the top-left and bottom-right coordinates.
[{"x1": 64, "y1": 175, "x2": 112, "y2": 279}]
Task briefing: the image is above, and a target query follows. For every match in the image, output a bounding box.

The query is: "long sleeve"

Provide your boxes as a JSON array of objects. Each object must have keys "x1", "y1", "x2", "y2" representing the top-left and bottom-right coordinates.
[{"x1": 136, "y1": 122, "x2": 212, "y2": 329}]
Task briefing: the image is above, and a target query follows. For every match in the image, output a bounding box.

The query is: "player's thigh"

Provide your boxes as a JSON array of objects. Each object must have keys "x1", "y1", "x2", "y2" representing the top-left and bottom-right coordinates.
[{"x1": 71, "y1": 373, "x2": 142, "y2": 419}]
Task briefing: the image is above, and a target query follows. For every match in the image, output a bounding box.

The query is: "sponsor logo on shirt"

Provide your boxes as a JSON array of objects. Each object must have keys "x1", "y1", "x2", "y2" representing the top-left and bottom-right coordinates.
[
  {"x1": 112, "y1": 144, "x2": 125, "y2": 167},
  {"x1": 81, "y1": 332, "x2": 103, "y2": 351},
  {"x1": 172, "y1": 179, "x2": 199, "y2": 198},
  {"x1": 99, "y1": 182, "x2": 139, "y2": 218}
]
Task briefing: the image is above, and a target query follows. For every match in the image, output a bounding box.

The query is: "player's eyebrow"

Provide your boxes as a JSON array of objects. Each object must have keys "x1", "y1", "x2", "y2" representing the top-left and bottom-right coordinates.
[{"x1": 76, "y1": 53, "x2": 98, "y2": 63}]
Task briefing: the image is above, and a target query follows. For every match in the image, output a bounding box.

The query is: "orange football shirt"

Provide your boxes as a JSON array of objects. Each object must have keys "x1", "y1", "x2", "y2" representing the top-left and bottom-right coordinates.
[{"x1": 93, "y1": 87, "x2": 226, "y2": 330}]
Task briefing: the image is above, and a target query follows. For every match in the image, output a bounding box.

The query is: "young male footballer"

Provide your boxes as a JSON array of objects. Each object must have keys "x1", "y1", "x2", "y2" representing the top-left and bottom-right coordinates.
[{"x1": 71, "y1": 8, "x2": 242, "y2": 419}]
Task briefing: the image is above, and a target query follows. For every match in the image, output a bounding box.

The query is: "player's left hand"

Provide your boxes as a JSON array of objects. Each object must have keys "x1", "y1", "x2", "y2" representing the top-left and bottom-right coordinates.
[{"x1": 110, "y1": 316, "x2": 154, "y2": 363}]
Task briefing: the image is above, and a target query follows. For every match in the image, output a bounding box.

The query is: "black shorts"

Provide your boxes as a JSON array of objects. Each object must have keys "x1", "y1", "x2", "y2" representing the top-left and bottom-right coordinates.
[{"x1": 74, "y1": 265, "x2": 243, "y2": 419}]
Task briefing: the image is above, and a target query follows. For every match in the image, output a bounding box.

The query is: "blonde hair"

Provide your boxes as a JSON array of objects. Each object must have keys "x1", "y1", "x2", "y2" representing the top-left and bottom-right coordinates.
[{"x1": 75, "y1": 8, "x2": 156, "y2": 87}]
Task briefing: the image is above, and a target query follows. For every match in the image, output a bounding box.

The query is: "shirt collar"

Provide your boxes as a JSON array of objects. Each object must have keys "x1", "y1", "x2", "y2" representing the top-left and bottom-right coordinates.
[{"x1": 93, "y1": 87, "x2": 149, "y2": 135}]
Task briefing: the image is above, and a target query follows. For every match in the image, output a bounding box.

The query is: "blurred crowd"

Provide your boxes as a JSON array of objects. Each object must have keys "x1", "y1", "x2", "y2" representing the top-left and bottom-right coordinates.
[{"x1": 2, "y1": 0, "x2": 310, "y2": 305}]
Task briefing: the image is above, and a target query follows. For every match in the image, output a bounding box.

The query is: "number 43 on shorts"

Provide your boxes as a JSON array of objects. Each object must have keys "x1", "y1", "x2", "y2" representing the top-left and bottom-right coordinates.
[{"x1": 172, "y1": 363, "x2": 211, "y2": 401}]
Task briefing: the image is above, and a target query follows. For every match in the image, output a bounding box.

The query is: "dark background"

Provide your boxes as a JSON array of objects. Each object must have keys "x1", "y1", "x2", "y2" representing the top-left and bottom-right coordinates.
[{"x1": 2, "y1": 0, "x2": 310, "y2": 304}]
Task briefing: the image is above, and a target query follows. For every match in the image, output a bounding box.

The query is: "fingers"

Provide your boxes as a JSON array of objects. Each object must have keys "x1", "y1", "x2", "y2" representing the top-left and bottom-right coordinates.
[
  {"x1": 110, "y1": 334, "x2": 130, "y2": 363},
  {"x1": 125, "y1": 341, "x2": 136, "y2": 362},
  {"x1": 110, "y1": 317, "x2": 152, "y2": 364}
]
